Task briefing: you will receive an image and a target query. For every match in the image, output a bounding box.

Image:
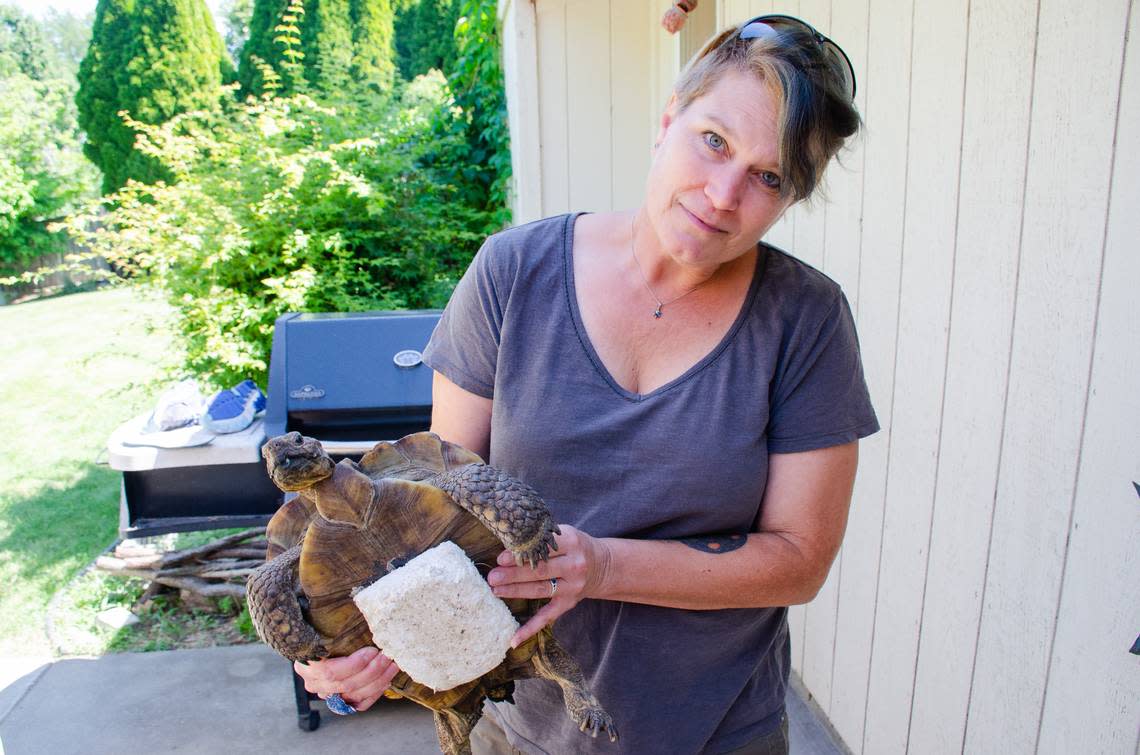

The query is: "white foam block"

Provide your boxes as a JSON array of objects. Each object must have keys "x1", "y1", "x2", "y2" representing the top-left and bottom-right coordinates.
[{"x1": 352, "y1": 540, "x2": 518, "y2": 691}]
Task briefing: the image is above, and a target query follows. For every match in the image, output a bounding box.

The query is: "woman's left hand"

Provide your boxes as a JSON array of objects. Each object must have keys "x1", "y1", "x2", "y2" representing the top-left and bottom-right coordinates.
[{"x1": 487, "y1": 524, "x2": 612, "y2": 647}]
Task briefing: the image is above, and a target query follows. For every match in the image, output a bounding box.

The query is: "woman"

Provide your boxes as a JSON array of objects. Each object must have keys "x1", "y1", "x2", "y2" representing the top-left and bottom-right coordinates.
[{"x1": 297, "y1": 15, "x2": 877, "y2": 754}]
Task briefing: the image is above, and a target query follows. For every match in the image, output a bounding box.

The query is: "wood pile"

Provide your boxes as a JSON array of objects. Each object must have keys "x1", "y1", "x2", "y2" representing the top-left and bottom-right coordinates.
[{"x1": 95, "y1": 528, "x2": 267, "y2": 600}]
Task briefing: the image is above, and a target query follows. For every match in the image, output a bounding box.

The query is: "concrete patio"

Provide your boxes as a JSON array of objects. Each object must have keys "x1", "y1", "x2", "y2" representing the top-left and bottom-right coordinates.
[{"x1": 0, "y1": 645, "x2": 847, "y2": 754}]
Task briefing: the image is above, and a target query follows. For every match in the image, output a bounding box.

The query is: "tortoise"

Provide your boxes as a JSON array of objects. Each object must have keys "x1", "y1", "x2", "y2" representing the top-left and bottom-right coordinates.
[{"x1": 246, "y1": 431, "x2": 617, "y2": 754}]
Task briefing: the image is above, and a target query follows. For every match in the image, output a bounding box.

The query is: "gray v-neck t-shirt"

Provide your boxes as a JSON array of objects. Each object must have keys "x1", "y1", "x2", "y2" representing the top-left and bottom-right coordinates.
[{"x1": 423, "y1": 213, "x2": 878, "y2": 754}]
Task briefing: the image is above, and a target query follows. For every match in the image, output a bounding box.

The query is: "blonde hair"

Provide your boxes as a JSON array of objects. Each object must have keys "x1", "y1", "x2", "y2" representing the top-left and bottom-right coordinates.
[{"x1": 673, "y1": 23, "x2": 860, "y2": 201}]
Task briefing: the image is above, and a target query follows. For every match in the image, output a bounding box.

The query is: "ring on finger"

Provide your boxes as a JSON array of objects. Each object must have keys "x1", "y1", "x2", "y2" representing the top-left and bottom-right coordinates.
[
  {"x1": 325, "y1": 692, "x2": 358, "y2": 716},
  {"x1": 549, "y1": 577, "x2": 558, "y2": 597}
]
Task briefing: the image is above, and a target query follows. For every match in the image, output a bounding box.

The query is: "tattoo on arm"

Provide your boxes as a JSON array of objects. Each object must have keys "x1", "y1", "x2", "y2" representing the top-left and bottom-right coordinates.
[{"x1": 677, "y1": 533, "x2": 747, "y2": 553}]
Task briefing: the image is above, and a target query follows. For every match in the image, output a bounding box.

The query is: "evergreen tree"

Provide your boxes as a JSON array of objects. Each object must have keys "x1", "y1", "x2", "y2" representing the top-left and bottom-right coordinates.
[
  {"x1": 238, "y1": 0, "x2": 394, "y2": 96},
  {"x1": 302, "y1": 0, "x2": 353, "y2": 91},
  {"x1": 393, "y1": 0, "x2": 458, "y2": 80},
  {"x1": 76, "y1": 0, "x2": 232, "y2": 194},
  {"x1": 349, "y1": 0, "x2": 395, "y2": 92},
  {"x1": 237, "y1": 0, "x2": 291, "y2": 94}
]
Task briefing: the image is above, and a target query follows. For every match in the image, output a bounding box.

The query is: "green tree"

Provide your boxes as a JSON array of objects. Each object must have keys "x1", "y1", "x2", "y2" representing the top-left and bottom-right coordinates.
[
  {"x1": 76, "y1": 0, "x2": 233, "y2": 194},
  {"x1": 393, "y1": 0, "x2": 458, "y2": 80},
  {"x1": 39, "y1": 9, "x2": 94, "y2": 80},
  {"x1": 0, "y1": 8, "x2": 99, "y2": 276},
  {"x1": 447, "y1": 0, "x2": 510, "y2": 227},
  {"x1": 348, "y1": 0, "x2": 395, "y2": 91},
  {"x1": 238, "y1": 0, "x2": 394, "y2": 96},
  {"x1": 237, "y1": 0, "x2": 289, "y2": 93},
  {"x1": 0, "y1": 73, "x2": 100, "y2": 275},
  {"x1": 0, "y1": 5, "x2": 53, "y2": 79}
]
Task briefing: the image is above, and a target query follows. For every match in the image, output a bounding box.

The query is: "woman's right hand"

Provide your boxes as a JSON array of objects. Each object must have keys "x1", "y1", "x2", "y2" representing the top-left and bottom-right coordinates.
[{"x1": 294, "y1": 646, "x2": 400, "y2": 712}]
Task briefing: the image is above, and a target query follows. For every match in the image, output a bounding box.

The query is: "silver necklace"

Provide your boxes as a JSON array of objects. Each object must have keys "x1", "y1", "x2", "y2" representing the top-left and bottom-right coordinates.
[{"x1": 630, "y1": 219, "x2": 709, "y2": 319}]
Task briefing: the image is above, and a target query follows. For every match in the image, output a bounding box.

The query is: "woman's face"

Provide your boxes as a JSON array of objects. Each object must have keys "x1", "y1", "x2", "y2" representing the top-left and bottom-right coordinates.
[{"x1": 645, "y1": 68, "x2": 793, "y2": 272}]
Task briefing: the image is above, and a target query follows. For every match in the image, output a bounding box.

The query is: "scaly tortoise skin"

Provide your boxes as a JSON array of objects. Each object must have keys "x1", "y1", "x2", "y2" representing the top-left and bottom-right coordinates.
[{"x1": 246, "y1": 431, "x2": 617, "y2": 755}]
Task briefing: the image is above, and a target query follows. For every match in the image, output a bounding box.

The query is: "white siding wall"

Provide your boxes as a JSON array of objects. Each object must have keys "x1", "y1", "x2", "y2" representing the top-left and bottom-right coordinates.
[{"x1": 500, "y1": 0, "x2": 1140, "y2": 751}]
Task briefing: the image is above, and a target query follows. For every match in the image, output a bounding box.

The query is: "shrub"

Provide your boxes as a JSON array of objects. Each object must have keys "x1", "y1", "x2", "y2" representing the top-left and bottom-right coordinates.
[
  {"x1": 0, "y1": 8, "x2": 99, "y2": 276},
  {"x1": 0, "y1": 73, "x2": 99, "y2": 275},
  {"x1": 58, "y1": 74, "x2": 497, "y2": 388},
  {"x1": 449, "y1": 0, "x2": 511, "y2": 228}
]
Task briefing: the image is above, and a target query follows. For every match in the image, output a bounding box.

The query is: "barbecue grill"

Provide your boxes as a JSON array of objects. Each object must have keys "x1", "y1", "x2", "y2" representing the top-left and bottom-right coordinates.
[
  {"x1": 263, "y1": 310, "x2": 439, "y2": 452},
  {"x1": 108, "y1": 309, "x2": 442, "y2": 730}
]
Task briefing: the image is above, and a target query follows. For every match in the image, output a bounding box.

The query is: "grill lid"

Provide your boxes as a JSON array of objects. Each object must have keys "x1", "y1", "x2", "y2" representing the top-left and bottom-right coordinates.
[{"x1": 264, "y1": 310, "x2": 441, "y2": 450}]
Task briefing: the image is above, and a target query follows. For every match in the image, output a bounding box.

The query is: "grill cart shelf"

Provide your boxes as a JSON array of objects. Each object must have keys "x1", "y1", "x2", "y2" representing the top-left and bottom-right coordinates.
[{"x1": 107, "y1": 416, "x2": 280, "y2": 538}]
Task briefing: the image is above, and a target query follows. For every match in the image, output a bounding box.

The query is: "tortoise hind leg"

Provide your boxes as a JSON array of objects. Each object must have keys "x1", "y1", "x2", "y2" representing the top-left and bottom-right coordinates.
[
  {"x1": 532, "y1": 635, "x2": 618, "y2": 742},
  {"x1": 436, "y1": 465, "x2": 560, "y2": 567},
  {"x1": 433, "y1": 708, "x2": 482, "y2": 755}
]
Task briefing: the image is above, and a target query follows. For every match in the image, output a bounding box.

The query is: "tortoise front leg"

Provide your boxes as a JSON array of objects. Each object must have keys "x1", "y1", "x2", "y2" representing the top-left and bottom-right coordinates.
[
  {"x1": 246, "y1": 544, "x2": 328, "y2": 663},
  {"x1": 436, "y1": 464, "x2": 561, "y2": 568},
  {"x1": 432, "y1": 708, "x2": 483, "y2": 755},
  {"x1": 532, "y1": 635, "x2": 618, "y2": 742}
]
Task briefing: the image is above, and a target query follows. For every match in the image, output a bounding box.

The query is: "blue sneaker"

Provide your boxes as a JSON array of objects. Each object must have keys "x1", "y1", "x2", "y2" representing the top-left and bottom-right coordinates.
[{"x1": 202, "y1": 379, "x2": 267, "y2": 434}]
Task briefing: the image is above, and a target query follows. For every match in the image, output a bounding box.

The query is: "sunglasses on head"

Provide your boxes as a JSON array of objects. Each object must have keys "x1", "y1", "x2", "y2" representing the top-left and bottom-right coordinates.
[{"x1": 736, "y1": 14, "x2": 857, "y2": 100}]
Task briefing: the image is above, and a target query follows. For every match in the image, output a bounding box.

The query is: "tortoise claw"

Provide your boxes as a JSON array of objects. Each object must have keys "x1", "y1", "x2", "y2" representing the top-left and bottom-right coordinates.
[
  {"x1": 573, "y1": 707, "x2": 616, "y2": 742},
  {"x1": 513, "y1": 525, "x2": 561, "y2": 569}
]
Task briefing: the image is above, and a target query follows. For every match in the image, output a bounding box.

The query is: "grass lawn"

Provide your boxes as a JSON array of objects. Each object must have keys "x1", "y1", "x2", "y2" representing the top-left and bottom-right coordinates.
[{"x1": 0, "y1": 286, "x2": 181, "y2": 656}]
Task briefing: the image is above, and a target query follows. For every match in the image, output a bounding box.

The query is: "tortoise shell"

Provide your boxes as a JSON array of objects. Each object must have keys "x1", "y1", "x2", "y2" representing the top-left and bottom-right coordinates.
[{"x1": 247, "y1": 431, "x2": 617, "y2": 754}]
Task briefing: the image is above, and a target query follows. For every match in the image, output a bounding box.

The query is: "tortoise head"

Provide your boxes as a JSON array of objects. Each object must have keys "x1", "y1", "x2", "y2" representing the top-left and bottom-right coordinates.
[{"x1": 263, "y1": 432, "x2": 335, "y2": 491}]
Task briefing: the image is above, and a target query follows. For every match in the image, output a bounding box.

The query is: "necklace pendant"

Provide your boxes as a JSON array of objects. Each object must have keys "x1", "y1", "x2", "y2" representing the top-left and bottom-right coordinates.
[{"x1": 653, "y1": 306, "x2": 663, "y2": 319}]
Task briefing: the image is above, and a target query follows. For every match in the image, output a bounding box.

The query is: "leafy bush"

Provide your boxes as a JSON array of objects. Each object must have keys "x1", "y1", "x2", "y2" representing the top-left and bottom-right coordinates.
[
  {"x1": 59, "y1": 73, "x2": 498, "y2": 388},
  {"x1": 0, "y1": 72, "x2": 99, "y2": 275},
  {"x1": 1, "y1": 7, "x2": 99, "y2": 275},
  {"x1": 449, "y1": 0, "x2": 511, "y2": 228}
]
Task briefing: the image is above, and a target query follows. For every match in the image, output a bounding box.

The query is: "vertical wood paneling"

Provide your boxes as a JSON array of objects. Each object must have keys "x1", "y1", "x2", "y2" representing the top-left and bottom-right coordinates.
[
  {"x1": 749, "y1": 0, "x2": 774, "y2": 18},
  {"x1": 906, "y1": 0, "x2": 1037, "y2": 750},
  {"x1": 860, "y1": 0, "x2": 968, "y2": 751},
  {"x1": 829, "y1": 0, "x2": 913, "y2": 748},
  {"x1": 610, "y1": 1, "x2": 652, "y2": 211},
  {"x1": 564, "y1": 0, "x2": 612, "y2": 211},
  {"x1": 679, "y1": 0, "x2": 717, "y2": 61},
  {"x1": 536, "y1": 0, "x2": 569, "y2": 215},
  {"x1": 790, "y1": 199, "x2": 825, "y2": 270},
  {"x1": 500, "y1": 0, "x2": 543, "y2": 224},
  {"x1": 964, "y1": 0, "x2": 1131, "y2": 749},
  {"x1": 721, "y1": 0, "x2": 754, "y2": 26},
  {"x1": 820, "y1": 0, "x2": 869, "y2": 304},
  {"x1": 1035, "y1": 1, "x2": 1140, "y2": 750}
]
